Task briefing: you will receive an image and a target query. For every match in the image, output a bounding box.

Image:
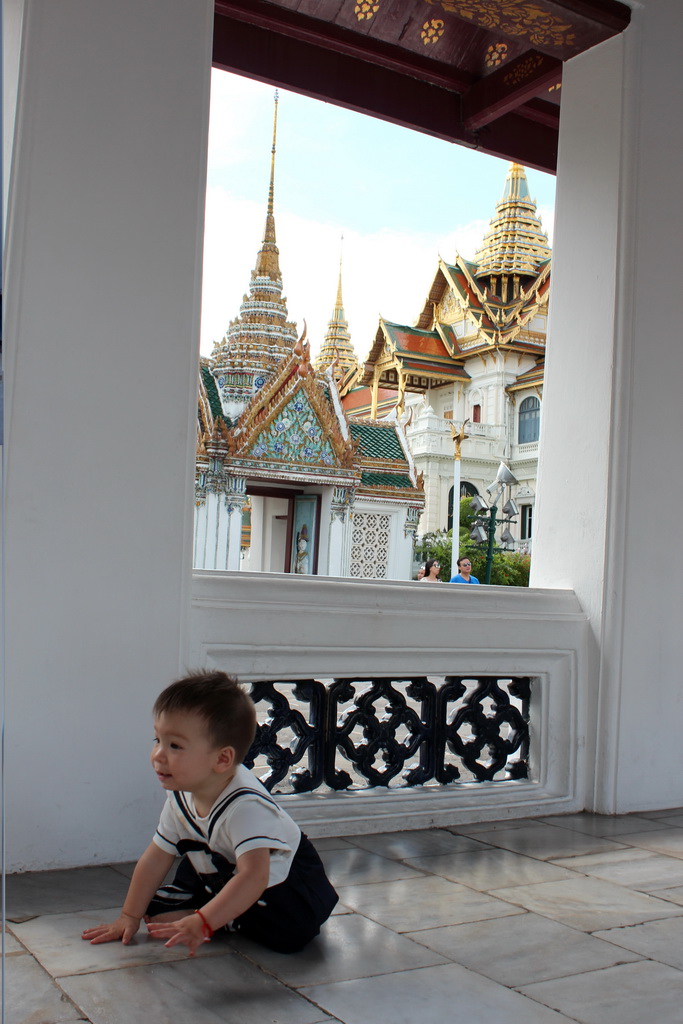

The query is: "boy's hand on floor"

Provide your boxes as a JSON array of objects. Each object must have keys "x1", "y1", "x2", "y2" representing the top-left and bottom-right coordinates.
[
  {"x1": 147, "y1": 913, "x2": 208, "y2": 956},
  {"x1": 82, "y1": 912, "x2": 141, "y2": 945}
]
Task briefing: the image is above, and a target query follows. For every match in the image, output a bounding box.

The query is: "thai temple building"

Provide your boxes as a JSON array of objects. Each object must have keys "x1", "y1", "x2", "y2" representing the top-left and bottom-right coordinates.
[
  {"x1": 336, "y1": 163, "x2": 550, "y2": 549},
  {"x1": 194, "y1": 97, "x2": 424, "y2": 579}
]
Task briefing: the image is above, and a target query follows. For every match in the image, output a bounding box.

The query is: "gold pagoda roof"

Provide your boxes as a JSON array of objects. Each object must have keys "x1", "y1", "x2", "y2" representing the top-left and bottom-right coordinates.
[
  {"x1": 474, "y1": 164, "x2": 551, "y2": 278},
  {"x1": 211, "y1": 93, "x2": 298, "y2": 380},
  {"x1": 314, "y1": 258, "x2": 360, "y2": 375}
]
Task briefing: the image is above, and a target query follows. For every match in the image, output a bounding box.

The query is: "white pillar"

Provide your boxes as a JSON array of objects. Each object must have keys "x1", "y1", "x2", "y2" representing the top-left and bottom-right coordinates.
[
  {"x1": 225, "y1": 503, "x2": 244, "y2": 571},
  {"x1": 248, "y1": 496, "x2": 264, "y2": 571},
  {"x1": 3, "y1": 0, "x2": 214, "y2": 869},
  {"x1": 327, "y1": 488, "x2": 352, "y2": 576},
  {"x1": 533, "y1": 1, "x2": 683, "y2": 812},
  {"x1": 452, "y1": 457, "x2": 461, "y2": 565},
  {"x1": 194, "y1": 500, "x2": 209, "y2": 568}
]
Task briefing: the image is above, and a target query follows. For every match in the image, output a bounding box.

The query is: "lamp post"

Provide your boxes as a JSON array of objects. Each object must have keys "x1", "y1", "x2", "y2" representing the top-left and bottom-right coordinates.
[
  {"x1": 470, "y1": 463, "x2": 519, "y2": 584},
  {"x1": 450, "y1": 420, "x2": 470, "y2": 568}
]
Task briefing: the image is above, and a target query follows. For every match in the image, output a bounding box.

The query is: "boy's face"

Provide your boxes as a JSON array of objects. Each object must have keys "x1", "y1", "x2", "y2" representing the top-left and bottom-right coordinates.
[{"x1": 151, "y1": 710, "x2": 233, "y2": 795}]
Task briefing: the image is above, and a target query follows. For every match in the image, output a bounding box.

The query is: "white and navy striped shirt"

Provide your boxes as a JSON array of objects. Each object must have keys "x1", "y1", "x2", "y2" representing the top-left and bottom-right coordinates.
[{"x1": 152, "y1": 765, "x2": 301, "y2": 887}]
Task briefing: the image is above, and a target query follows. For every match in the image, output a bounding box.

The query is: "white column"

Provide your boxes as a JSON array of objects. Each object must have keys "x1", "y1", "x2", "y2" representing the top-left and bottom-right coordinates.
[
  {"x1": 225, "y1": 502, "x2": 244, "y2": 571},
  {"x1": 328, "y1": 517, "x2": 347, "y2": 576},
  {"x1": 3, "y1": 0, "x2": 214, "y2": 869},
  {"x1": 533, "y1": 0, "x2": 683, "y2": 812},
  {"x1": 452, "y1": 456, "x2": 461, "y2": 565},
  {"x1": 248, "y1": 496, "x2": 264, "y2": 571},
  {"x1": 194, "y1": 500, "x2": 209, "y2": 569},
  {"x1": 327, "y1": 487, "x2": 353, "y2": 576}
]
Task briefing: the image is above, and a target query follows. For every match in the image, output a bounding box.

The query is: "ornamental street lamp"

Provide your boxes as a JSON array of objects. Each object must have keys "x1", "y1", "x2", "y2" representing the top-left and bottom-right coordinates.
[{"x1": 469, "y1": 463, "x2": 519, "y2": 584}]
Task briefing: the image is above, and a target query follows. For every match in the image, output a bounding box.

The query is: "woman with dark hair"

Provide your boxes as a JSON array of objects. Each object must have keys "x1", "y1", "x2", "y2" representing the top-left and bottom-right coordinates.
[{"x1": 421, "y1": 558, "x2": 442, "y2": 582}]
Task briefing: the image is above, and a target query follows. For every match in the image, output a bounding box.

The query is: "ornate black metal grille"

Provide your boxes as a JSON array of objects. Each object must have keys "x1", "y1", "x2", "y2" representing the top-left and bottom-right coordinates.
[{"x1": 245, "y1": 676, "x2": 531, "y2": 794}]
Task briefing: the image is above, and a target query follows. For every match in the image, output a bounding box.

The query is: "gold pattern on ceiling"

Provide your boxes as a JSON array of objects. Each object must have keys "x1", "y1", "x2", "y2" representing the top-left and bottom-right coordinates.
[
  {"x1": 421, "y1": 18, "x2": 445, "y2": 44},
  {"x1": 485, "y1": 42, "x2": 509, "y2": 67},
  {"x1": 355, "y1": 0, "x2": 380, "y2": 20},
  {"x1": 503, "y1": 52, "x2": 544, "y2": 86},
  {"x1": 424, "y1": 0, "x2": 577, "y2": 49}
]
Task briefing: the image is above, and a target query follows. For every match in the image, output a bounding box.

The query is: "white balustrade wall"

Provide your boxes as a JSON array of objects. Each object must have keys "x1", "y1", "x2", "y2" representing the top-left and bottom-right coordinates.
[{"x1": 190, "y1": 572, "x2": 590, "y2": 837}]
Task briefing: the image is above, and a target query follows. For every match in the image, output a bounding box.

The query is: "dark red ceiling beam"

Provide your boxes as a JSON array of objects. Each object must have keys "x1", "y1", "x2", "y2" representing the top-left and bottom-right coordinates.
[
  {"x1": 462, "y1": 52, "x2": 562, "y2": 131},
  {"x1": 214, "y1": 0, "x2": 473, "y2": 94},
  {"x1": 517, "y1": 98, "x2": 561, "y2": 132},
  {"x1": 212, "y1": 10, "x2": 558, "y2": 173}
]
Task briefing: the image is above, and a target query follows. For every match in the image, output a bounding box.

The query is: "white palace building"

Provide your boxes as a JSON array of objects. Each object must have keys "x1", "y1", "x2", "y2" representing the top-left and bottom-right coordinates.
[{"x1": 4, "y1": 0, "x2": 683, "y2": 874}]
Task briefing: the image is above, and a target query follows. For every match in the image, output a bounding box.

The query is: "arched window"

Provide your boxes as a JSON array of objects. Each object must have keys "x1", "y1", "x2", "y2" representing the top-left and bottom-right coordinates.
[
  {"x1": 518, "y1": 396, "x2": 540, "y2": 444},
  {"x1": 447, "y1": 482, "x2": 479, "y2": 531},
  {"x1": 472, "y1": 404, "x2": 481, "y2": 423}
]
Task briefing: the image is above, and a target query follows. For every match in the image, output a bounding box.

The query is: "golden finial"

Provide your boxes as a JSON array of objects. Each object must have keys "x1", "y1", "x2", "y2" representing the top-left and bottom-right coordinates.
[
  {"x1": 265, "y1": 91, "x2": 279, "y2": 243},
  {"x1": 254, "y1": 91, "x2": 282, "y2": 280},
  {"x1": 335, "y1": 235, "x2": 344, "y2": 312},
  {"x1": 450, "y1": 420, "x2": 470, "y2": 460}
]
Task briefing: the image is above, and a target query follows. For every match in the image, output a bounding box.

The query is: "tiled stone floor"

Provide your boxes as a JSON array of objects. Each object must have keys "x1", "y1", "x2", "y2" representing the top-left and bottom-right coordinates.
[{"x1": 7, "y1": 810, "x2": 683, "y2": 1023}]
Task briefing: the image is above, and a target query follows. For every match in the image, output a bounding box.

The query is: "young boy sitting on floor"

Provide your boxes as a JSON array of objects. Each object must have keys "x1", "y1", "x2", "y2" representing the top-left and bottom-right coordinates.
[{"x1": 82, "y1": 671, "x2": 338, "y2": 956}]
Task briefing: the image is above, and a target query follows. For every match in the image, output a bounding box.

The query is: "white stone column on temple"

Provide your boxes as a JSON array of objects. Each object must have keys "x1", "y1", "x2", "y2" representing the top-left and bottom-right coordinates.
[
  {"x1": 225, "y1": 478, "x2": 247, "y2": 571},
  {"x1": 327, "y1": 487, "x2": 353, "y2": 576},
  {"x1": 3, "y1": 0, "x2": 214, "y2": 869},
  {"x1": 533, "y1": 0, "x2": 683, "y2": 813},
  {"x1": 194, "y1": 498, "x2": 209, "y2": 568}
]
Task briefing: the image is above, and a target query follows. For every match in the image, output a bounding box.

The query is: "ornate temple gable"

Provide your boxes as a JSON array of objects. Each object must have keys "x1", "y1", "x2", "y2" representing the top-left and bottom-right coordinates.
[
  {"x1": 363, "y1": 317, "x2": 396, "y2": 374},
  {"x1": 226, "y1": 354, "x2": 358, "y2": 480},
  {"x1": 438, "y1": 259, "x2": 499, "y2": 345},
  {"x1": 362, "y1": 318, "x2": 469, "y2": 393}
]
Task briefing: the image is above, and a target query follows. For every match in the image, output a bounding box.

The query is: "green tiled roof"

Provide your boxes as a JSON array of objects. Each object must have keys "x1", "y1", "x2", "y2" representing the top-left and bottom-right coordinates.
[
  {"x1": 201, "y1": 363, "x2": 224, "y2": 422},
  {"x1": 360, "y1": 472, "x2": 414, "y2": 489},
  {"x1": 350, "y1": 422, "x2": 404, "y2": 460}
]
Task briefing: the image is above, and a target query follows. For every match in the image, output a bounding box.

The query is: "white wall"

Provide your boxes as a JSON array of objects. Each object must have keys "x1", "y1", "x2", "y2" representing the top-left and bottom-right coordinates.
[
  {"x1": 533, "y1": 0, "x2": 683, "y2": 812},
  {"x1": 3, "y1": 0, "x2": 214, "y2": 869}
]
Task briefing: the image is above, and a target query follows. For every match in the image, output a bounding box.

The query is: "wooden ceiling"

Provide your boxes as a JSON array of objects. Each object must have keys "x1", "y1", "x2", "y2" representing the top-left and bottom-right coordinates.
[{"x1": 213, "y1": 0, "x2": 631, "y2": 173}]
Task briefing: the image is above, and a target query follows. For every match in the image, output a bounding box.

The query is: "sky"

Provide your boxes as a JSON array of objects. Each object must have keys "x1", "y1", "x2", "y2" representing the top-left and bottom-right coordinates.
[{"x1": 201, "y1": 70, "x2": 557, "y2": 362}]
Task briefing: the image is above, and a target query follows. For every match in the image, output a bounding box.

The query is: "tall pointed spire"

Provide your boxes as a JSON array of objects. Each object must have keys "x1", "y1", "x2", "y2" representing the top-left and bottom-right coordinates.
[
  {"x1": 255, "y1": 90, "x2": 280, "y2": 280},
  {"x1": 315, "y1": 241, "x2": 360, "y2": 374},
  {"x1": 474, "y1": 164, "x2": 551, "y2": 279},
  {"x1": 210, "y1": 91, "x2": 298, "y2": 421}
]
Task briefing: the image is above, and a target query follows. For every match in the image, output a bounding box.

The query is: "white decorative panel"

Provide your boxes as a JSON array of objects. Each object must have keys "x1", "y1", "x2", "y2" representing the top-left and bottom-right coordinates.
[{"x1": 349, "y1": 512, "x2": 391, "y2": 578}]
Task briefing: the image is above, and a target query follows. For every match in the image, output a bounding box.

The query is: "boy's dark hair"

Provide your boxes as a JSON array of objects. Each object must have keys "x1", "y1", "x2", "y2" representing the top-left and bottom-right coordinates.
[{"x1": 154, "y1": 671, "x2": 256, "y2": 764}]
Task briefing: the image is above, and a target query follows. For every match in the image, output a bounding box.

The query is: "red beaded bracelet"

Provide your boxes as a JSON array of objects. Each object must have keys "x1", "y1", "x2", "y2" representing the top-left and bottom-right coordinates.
[{"x1": 195, "y1": 909, "x2": 214, "y2": 939}]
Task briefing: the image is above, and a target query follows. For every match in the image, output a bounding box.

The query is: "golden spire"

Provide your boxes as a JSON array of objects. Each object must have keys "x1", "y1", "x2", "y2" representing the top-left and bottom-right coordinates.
[
  {"x1": 255, "y1": 91, "x2": 281, "y2": 279},
  {"x1": 474, "y1": 163, "x2": 551, "y2": 279},
  {"x1": 333, "y1": 243, "x2": 344, "y2": 321},
  {"x1": 211, "y1": 89, "x2": 298, "y2": 413},
  {"x1": 315, "y1": 238, "x2": 360, "y2": 374}
]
